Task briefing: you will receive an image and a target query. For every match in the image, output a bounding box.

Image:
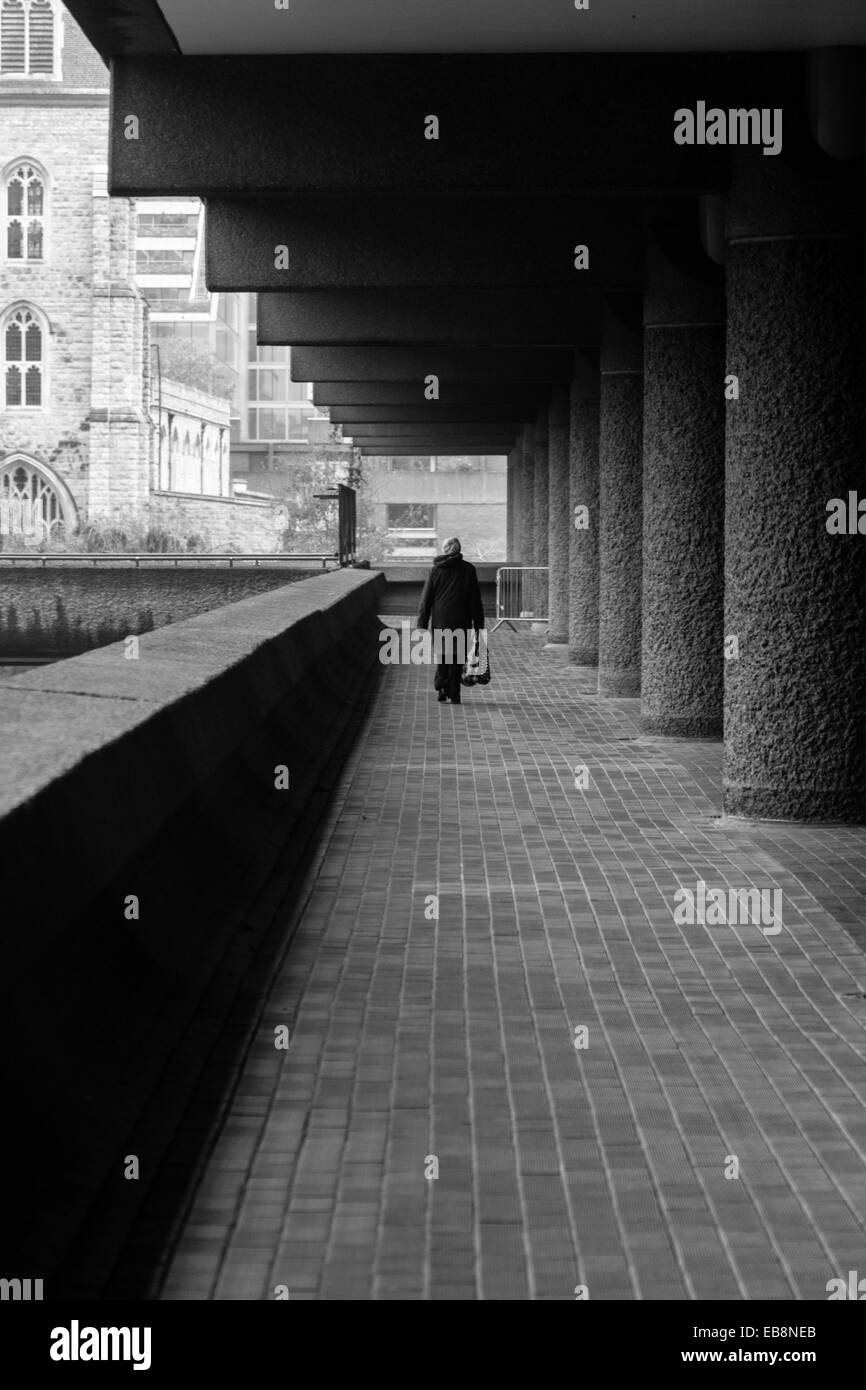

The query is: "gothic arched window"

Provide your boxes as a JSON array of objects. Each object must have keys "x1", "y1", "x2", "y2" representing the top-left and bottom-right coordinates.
[
  {"x1": 3, "y1": 304, "x2": 45, "y2": 408},
  {"x1": 0, "y1": 455, "x2": 70, "y2": 542},
  {"x1": 4, "y1": 160, "x2": 45, "y2": 260}
]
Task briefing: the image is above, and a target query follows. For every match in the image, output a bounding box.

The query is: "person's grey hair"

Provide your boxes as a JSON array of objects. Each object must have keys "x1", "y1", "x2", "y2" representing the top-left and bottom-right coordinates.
[{"x1": 443, "y1": 536, "x2": 462, "y2": 555}]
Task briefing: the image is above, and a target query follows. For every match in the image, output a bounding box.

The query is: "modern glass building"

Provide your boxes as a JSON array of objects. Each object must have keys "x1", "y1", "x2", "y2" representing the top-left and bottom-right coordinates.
[{"x1": 133, "y1": 200, "x2": 328, "y2": 451}]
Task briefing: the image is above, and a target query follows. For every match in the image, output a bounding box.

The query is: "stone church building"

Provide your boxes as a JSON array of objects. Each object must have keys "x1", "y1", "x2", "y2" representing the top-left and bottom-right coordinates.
[
  {"x1": 0, "y1": 2, "x2": 264, "y2": 548},
  {"x1": 0, "y1": 0, "x2": 155, "y2": 542}
]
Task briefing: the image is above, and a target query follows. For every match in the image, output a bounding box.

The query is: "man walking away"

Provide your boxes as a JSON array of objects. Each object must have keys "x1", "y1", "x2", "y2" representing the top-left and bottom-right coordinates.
[{"x1": 416, "y1": 536, "x2": 485, "y2": 705}]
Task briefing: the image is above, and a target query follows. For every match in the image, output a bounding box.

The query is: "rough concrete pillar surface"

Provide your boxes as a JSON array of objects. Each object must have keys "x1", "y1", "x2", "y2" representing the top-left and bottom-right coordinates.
[
  {"x1": 506, "y1": 445, "x2": 519, "y2": 561},
  {"x1": 724, "y1": 150, "x2": 866, "y2": 820},
  {"x1": 598, "y1": 297, "x2": 643, "y2": 697},
  {"x1": 568, "y1": 351, "x2": 601, "y2": 664},
  {"x1": 641, "y1": 226, "x2": 725, "y2": 736},
  {"x1": 521, "y1": 424, "x2": 536, "y2": 566},
  {"x1": 546, "y1": 386, "x2": 571, "y2": 643},
  {"x1": 533, "y1": 411, "x2": 549, "y2": 569}
]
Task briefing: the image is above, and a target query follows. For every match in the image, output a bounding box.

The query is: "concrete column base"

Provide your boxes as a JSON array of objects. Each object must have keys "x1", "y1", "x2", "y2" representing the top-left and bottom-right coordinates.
[
  {"x1": 641, "y1": 714, "x2": 722, "y2": 739},
  {"x1": 598, "y1": 667, "x2": 641, "y2": 698}
]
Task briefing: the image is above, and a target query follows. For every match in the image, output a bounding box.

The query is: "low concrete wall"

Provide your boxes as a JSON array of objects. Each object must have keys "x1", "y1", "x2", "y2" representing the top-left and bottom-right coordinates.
[
  {"x1": 378, "y1": 562, "x2": 501, "y2": 618},
  {"x1": 0, "y1": 564, "x2": 321, "y2": 656},
  {"x1": 0, "y1": 568, "x2": 385, "y2": 1292}
]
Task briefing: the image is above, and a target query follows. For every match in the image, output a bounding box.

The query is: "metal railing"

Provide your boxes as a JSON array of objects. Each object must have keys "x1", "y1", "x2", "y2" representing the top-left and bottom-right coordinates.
[
  {"x1": 0, "y1": 553, "x2": 338, "y2": 569},
  {"x1": 1, "y1": 486, "x2": 359, "y2": 570},
  {"x1": 490, "y1": 566, "x2": 549, "y2": 632}
]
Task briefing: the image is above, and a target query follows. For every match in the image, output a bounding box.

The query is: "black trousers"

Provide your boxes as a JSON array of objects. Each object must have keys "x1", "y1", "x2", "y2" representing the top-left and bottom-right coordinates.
[{"x1": 434, "y1": 661, "x2": 463, "y2": 698}]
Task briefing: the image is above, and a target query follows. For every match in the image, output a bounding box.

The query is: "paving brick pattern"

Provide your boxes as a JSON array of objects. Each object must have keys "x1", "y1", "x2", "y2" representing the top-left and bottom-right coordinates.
[{"x1": 155, "y1": 623, "x2": 866, "y2": 1300}]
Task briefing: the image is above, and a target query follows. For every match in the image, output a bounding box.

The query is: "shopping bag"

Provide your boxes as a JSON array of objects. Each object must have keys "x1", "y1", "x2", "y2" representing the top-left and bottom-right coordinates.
[{"x1": 461, "y1": 628, "x2": 491, "y2": 686}]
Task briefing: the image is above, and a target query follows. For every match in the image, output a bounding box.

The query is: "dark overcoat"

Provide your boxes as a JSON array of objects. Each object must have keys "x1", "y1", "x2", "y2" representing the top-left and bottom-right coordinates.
[{"x1": 416, "y1": 552, "x2": 485, "y2": 639}]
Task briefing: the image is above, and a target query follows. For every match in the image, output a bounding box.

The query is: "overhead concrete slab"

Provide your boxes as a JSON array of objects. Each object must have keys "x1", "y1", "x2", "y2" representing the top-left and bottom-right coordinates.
[
  {"x1": 258, "y1": 289, "x2": 602, "y2": 347},
  {"x1": 348, "y1": 422, "x2": 517, "y2": 439},
  {"x1": 105, "y1": 54, "x2": 801, "y2": 197},
  {"x1": 357, "y1": 443, "x2": 513, "y2": 456},
  {"x1": 292, "y1": 347, "x2": 575, "y2": 383},
  {"x1": 205, "y1": 196, "x2": 648, "y2": 290},
  {"x1": 66, "y1": 0, "x2": 866, "y2": 58},
  {"x1": 352, "y1": 427, "x2": 517, "y2": 439},
  {"x1": 62, "y1": 0, "x2": 179, "y2": 56},
  {"x1": 328, "y1": 407, "x2": 532, "y2": 425},
  {"x1": 312, "y1": 383, "x2": 550, "y2": 408}
]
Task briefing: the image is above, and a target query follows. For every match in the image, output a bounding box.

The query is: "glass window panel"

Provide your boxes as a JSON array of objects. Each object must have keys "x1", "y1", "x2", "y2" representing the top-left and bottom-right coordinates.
[
  {"x1": 288, "y1": 409, "x2": 327, "y2": 441},
  {"x1": 258, "y1": 408, "x2": 288, "y2": 440},
  {"x1": 6, "y1": 365, "x2": 22, "y2": 406},
  {"x1": 136, "y1": 213, "x2": 199, "y2": 237},
  {"x1": 137, "y1": 248, "x2": 194, "y2": 271},
  {"x1": 27, "y1": 221, "x2": 43, "y2": 259},
  {"x1": 27, "y1": 178, "x2": 43, "y2": 216},
  {"x1": 6, "y1": 322, "x2": 22, "y2": 359},
  {"x1": 7, "y1": 221, "x2": 22, "y2": 259},
  {"x1": 25, "y1": 365, "x2": 41, "y2": 406},
  {"x1": 256, "y1": 369, "x2": 287, "y2": 402},
  {"x1": 387, "y1": 503, "x2": 435, "y2": 527},
  {"x1": 7, "y1": 178, "x2": 23, "y2": 216}
]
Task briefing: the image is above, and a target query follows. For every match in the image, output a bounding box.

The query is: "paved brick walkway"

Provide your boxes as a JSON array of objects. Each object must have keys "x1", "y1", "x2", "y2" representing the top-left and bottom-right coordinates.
[{"x1": 153, "y1": 623, "x2": 866, "y2": 1300}]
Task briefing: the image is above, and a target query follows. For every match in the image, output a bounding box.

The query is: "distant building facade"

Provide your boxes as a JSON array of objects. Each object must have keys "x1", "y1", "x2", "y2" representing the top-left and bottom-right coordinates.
[
  {"x1": 361, "y1": 455, "x2": 507, "y2": 560},
  {"x1": 0, "y1": 3, "x2": 282, "y2": 550},
  {"x1": 0, "y1": 1, "x2": 151, "y2": 541}
]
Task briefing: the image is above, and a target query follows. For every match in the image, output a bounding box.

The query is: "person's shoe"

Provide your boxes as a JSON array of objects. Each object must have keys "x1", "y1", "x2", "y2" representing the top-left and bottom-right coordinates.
[
  {"x1": 437, "y1": 691, "x2": 447, "y2": 703},
  {"x1": 449, "y1": 694, "x2": 461, "y2": 704}
]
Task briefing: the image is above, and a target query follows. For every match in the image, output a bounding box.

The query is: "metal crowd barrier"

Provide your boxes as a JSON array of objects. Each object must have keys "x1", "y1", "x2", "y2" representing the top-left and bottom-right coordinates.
[{"x1": 490, "y1": 566, "x2": 550, "y2": 632}]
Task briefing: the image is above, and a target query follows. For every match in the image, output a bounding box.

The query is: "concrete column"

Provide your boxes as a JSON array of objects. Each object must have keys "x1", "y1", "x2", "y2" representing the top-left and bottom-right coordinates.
[
  {"x1": 521, "y1": 424, "x2": 536, "y2": 565},
  {"x1": 546, "y1": 386, "x2": 571, "y2": 645},
  {"x1": 506, "y1": 444, "x2": 520, "y2": 560},
  {"x1": 513, "y1": 448, "x2": 528, "y2": 562},
  {"x1": 641, "y1": 226, "x2": 725, "y2": 736},
  {"x1": 568, "y1": 350, "x2": 600, "y2": 665},
  {"x1": 724, "y1": 149, "x2": 866, "y2": 821},
  {"x1": 598, "y1": 296, "x2": 643, "y2": 698},
  {"x1": 533, "y1": 409, "x2": 549, "y2": 568}
]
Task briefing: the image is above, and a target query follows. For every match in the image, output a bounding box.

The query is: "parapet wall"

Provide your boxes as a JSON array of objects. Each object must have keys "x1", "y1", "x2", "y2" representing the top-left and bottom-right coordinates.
[
  {"x1": 376, "y1": 562, "x2": 501, "y2": 618},
  {"x1": 0, "y1": 567, "x2": 385, "y2": 1292},
  {"x1": 0, "y1": 564, "x2": 320, "y2": 656}
]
